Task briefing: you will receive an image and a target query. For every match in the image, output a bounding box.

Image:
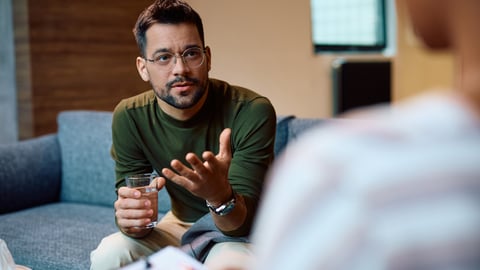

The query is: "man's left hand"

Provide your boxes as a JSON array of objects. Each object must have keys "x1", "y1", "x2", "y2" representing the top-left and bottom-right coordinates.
[{"x1": 162, "y1": 128, "x2": 233, "y2": 204}]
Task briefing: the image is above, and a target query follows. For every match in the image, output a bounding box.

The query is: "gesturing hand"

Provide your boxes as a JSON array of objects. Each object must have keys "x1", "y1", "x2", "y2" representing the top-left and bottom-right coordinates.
[{"x1": 162, "y1": 128, "x2": 233, "y2": 203}]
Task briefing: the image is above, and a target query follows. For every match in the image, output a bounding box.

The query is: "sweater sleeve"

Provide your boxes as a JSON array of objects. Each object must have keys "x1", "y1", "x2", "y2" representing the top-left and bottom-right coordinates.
[
  {"x1": 226, "y1": 96, "x2": 277, "y2": 236},
  {"x1": 111, "y1": 100, "x2": 153, "y2": 190}
]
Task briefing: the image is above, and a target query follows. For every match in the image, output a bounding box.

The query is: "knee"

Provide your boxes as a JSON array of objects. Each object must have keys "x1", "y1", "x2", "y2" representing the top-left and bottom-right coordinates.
[
  {"x1": 205, "y1": 242, "x2": 253, "y2": 270},
  {"x1": 90, "y1": 233, "x2": 135, "y2": 270}
]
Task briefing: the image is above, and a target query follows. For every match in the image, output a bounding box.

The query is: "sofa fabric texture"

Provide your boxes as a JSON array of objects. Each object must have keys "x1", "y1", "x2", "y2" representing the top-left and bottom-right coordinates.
[
  {"x1": 0, "y1": 134, "x2": 61, "y2": 214},
  {"x1": 58, "y1": 111, "x2": 117, "y2": 207},
  {"x1": 0, "y1": 110, "x2": 322, "y2": 270}
]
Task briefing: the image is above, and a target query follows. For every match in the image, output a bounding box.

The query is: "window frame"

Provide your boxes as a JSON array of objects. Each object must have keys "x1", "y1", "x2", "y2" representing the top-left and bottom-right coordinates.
[{"x1": 311, "y1": 0, "x2": 388, "y2": 53}]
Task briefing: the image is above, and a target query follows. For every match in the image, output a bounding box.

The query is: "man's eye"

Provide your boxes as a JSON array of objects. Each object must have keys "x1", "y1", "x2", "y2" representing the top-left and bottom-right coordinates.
[
  {"x1": 184, "y1": 50, "x2": 200, "y2": 58},
  {"x1": 155, "y1": 54, "x2": 172, "y2": 63}
]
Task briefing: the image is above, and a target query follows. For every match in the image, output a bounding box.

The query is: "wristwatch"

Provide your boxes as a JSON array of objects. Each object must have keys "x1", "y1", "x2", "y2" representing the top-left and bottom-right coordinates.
[{"x1": 206, "y1": 190, "x2": 236, "y2": 216}]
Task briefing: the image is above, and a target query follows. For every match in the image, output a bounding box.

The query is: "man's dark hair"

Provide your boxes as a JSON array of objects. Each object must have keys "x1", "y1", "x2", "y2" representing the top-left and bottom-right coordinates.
[{"x1": 133, "y1": 0, "x2": 205, "y2": 57}]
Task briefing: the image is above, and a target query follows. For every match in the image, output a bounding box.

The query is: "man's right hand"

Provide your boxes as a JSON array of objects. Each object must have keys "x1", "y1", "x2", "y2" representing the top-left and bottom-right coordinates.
[{"x1": 114, "y1": 177, "x2": 166, "y2": 238}]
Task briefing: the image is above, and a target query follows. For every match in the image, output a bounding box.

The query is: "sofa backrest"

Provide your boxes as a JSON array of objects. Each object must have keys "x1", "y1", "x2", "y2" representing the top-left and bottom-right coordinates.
[
  {"x1": 57, "y1": 111, "x2": 117, "y2": 207},
  {"x1": 57, "y1": 110, "x2": 172, "y2": 212},
  {"x1": 0, "y1": 134, "x2": 61, "y2": 214},
  {"x1": 274, "y1": 115, "x2": 324, "y2": 156}
]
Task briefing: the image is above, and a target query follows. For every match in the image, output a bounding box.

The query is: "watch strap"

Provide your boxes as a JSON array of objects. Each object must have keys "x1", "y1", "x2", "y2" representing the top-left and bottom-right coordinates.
[{"x1": 206, "y1": 190, "x2": 236, "y2": 216}]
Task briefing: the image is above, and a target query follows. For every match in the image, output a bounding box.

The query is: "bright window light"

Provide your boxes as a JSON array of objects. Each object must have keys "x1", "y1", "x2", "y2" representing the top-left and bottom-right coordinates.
[{"x1": 310, "y1": 0, "x2": 387, "y2": 52}]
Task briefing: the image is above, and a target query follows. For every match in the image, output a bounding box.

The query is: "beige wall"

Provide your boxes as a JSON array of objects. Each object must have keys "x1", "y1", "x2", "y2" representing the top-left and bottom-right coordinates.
[
  {"x1": 188, "y1": 0, "x2": 332, "y2": 118},
  {"x1": 188, "y1": 0, "x2": 454, "y2": 118}
]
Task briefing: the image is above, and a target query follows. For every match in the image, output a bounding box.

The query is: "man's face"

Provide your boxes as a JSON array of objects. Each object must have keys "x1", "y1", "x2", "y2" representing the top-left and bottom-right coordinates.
[{"x1": 137, "y1": 23, "x2": 211, "y2": 109}]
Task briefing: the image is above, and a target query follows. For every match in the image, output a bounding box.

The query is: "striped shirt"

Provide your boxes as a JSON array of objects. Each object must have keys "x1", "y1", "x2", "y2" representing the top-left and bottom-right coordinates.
[{"x1": 251, "y1": 92, "x2": 480, "y2": 270}]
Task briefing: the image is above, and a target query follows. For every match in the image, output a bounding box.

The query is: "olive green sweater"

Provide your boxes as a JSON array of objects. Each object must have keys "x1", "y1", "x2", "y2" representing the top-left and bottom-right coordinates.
[{"x1": 111, "y1": 78, "x2": 276, "y2": 235}]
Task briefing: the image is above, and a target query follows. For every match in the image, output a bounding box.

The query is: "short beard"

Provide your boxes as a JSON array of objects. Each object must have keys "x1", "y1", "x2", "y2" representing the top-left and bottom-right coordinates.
[{"x1": 154, "y1": 76, "x2": 206, "y2": 109}]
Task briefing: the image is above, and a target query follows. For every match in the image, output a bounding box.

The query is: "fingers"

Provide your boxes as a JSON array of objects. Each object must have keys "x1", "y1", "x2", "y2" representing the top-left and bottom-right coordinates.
[
  {"x1": 202, "y1": 128, "x2": 232, "y2": 171},
  {"x1": 151, "y1": 177, "x2": 166, "y2": 190},
  {"x1": 162, "y1": 167, "x2": 188, "y2": 189},
  {"x1": 218, "y1": 128, "x2": 232, "y2": 159},
  {"x1": 202, "y1": 151, "x2": 218, "y2": 170},
  {"x1": 163, "y1": 156, "x2": 204, "y2": 185},
  {"x1": 164, "y1": 128, "x2": 231, "y2": 178},
  {"x1": 117, "y1": 186, "x2": 141, "y2": 199},
  {"x1": 116, "y1": 208, "x2": 154, "y2": 228},
  {"x1": 185, "y1": 153, "x2": 209, "y2": 175},
  {"x1": 115, "y1": 186, "x2": 155, "y2": 229},
  {"x1": 115, "y1": 191, "x2": 152, "y2": 214},
  {"x1": 171, "y1": 158, "x2": 199, "y2": 177},
  {"x1": 160, "y1": 128, "x2": 232, "y2": 198},
  {"x1": 162, "y1": 172, "x2": 193, "y2": 196}
]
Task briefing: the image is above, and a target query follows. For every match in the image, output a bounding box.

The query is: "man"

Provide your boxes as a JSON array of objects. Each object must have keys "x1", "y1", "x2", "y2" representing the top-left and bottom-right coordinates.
[
  {"x1": 251, "y1": 0, "x2": 480, "y2": 269},
  {"x1": 90, "y1": 0, "x2": 276, "y2": 269}
]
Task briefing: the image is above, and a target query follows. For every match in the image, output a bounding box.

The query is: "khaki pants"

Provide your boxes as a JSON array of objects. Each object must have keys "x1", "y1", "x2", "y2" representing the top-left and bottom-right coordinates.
[{"x1": 90, "y1": 211, "x2": 252, "y2": 270}]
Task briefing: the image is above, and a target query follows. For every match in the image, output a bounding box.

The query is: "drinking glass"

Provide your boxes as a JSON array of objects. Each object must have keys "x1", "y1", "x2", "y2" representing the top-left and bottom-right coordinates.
[{"x1": 125, "y1": 173, "x2": 158, "y2": 228}]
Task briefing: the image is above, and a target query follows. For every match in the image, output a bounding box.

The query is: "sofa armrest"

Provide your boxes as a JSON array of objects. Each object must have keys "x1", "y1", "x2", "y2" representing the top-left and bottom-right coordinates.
[{"x1": 0, "y1": 134, "x2": 61, "y2": 214}]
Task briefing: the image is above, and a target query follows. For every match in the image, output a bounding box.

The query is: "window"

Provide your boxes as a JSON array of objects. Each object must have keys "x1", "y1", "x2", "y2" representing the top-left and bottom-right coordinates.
[{"x1": 310, "y1": 0, "x2": 387, "y2": 52}]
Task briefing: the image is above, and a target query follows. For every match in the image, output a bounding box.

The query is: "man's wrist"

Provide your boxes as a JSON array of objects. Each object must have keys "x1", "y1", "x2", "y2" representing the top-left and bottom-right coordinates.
[{"x1": 206, "y1": 188, "x2": 237, "y2": 216}]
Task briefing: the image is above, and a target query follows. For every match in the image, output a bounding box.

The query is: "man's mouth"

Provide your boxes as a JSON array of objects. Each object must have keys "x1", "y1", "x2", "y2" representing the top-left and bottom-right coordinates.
[
  {"x1": 167, "y1": 77, "x2": 199, "y2": 92},
  {"x1": 171, "y1": 82, "x2": 193, "y2": 93},
  {"x1": 172, "y1": 82, "x2": 192, "y2": 87}
]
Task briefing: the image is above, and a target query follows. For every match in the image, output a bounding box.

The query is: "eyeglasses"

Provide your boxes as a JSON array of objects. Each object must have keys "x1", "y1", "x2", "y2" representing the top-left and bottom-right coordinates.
[{"x1": 145, "y1": 47, "x2": 206, "y2": 71}]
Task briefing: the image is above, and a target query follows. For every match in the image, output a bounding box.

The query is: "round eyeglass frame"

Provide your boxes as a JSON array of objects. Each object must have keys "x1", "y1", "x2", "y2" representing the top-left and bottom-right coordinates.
[{"x1": 144, "y1": 47, "x2": 206, "y2": 71}]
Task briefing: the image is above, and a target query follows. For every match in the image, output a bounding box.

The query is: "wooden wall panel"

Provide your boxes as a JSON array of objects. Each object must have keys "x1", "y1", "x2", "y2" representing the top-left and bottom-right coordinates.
[{"x1": 27, "y1": 0, "x2": 152, "y2": 136}]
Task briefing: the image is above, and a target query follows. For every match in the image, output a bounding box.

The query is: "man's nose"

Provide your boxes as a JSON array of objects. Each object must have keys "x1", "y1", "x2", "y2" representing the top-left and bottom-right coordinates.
[{"x1": 171, "y1": 55, "x2": 190, "y2": 75}]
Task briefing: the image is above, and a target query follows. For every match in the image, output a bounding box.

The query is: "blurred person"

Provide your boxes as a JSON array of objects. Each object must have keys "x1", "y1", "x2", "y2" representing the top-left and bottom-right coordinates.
[
  {"x1": 90, "y1": 0, "x2": 276, "y2": 269},
  {"x1": 250, "y1": 0, "x2": 480, "y2": 269}
]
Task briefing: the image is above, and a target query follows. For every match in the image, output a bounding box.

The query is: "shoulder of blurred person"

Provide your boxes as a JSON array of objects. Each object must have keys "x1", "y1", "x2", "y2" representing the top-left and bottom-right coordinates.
[
  {"x1": 250, "y1": 0, "x2": 480, "y2": 269},
  {"x1": 251, "y1": 91, "x2": 480, "y2": 269}
]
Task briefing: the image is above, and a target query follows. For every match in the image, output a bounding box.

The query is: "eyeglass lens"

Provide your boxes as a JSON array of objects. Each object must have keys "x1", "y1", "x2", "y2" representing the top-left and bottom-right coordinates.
[{"x1": 150, "y1": 47, "x2": 205, "y2": 70}]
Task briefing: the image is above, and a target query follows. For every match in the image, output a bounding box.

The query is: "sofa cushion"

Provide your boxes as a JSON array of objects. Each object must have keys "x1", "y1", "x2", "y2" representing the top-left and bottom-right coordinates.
[
  {"x1": 0, "y1": 203, "x2": 119, "y2": 270},
  {"x1": 274, "y1": 116, "x2": 324, "y2": 156},
  {"x1": 58, "y1": 111, "x2": 117, "y2": 207},
  {"x1": 287, "y1": 118, "x2": 324, "y2": 141},
  {"x1": 274, "y1": 115, "x2": 295, "y2": 156},
  {"x1": 0, "y1": 134, "x2": 61, "y2": 214}
]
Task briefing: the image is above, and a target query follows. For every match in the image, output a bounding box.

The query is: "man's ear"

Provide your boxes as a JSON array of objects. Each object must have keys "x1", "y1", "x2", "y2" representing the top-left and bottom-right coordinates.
[
  {"x1": 136, "y1": 56, "x2": 150, "y2": 82},
  {"x1": 205, "y1": 46, "x2": 212, "y2": 72}
]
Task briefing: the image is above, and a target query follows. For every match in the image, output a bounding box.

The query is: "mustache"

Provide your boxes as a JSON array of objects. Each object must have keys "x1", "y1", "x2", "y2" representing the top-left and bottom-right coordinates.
[{"x1": 166, "y1": 76, "x2": 200, "y2": 89}]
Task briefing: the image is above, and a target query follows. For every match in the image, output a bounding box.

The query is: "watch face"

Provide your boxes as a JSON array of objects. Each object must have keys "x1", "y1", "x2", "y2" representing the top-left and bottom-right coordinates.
[
  {"x1": 207, "y1": 193, "x2": 236, "y2": 216},
  {"x1": 216, "y1": 201, "x2": 235, "y2": 216}
]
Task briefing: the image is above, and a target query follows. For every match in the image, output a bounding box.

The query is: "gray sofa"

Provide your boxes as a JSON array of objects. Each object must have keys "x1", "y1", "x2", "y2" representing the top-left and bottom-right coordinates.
[{"x1": 0, "y1": 110, "x2": 323, "y2": 270}]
